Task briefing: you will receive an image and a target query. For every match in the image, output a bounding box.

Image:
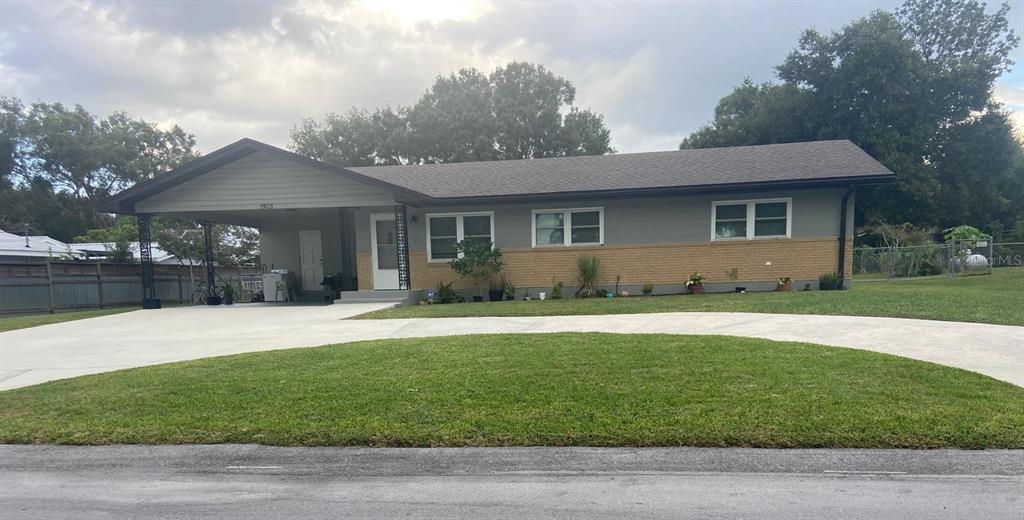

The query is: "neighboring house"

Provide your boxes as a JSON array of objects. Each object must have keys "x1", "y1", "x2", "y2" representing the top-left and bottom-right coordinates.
[
  {"x1": 0, "y1": 231, "x2": 197, "y2": 266},
  {"x1": 71, "y1": 242, "x2": 199, "y2": 265},
  {"x1": 99, "y1": 138, "x2": 895, "y2": 298},
  {"x1": 0, "y1": 230, "x2": 83, "y2": 263}
]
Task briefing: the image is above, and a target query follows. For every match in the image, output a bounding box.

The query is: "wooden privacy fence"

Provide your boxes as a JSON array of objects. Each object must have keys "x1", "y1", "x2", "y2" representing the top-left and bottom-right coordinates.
[{"x1": 0, "y1": 262, "x2": 263, "y2": 315}]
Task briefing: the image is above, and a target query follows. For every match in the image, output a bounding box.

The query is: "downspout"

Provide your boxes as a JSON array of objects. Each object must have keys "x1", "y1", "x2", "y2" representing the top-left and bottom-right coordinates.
[{"x1": 837, "y1": 185, "x2": 854, "y2": 281}]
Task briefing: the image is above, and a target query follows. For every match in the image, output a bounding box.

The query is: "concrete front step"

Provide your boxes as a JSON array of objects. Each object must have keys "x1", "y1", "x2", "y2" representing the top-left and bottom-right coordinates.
[{"x1": 335, "y1": 290, "x2": 414, "y2": 305}]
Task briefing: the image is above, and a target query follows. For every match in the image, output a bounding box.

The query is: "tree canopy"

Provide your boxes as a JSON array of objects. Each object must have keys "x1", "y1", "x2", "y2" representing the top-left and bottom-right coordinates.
[
  {"x1": 681, "y1": 0, "x2": 1022, "y2": 231},
  {"x1": 1, "y1": 99, "x2": 258, "y2": 266},
  {"x1": 290, "y1": 61, "x2": 613, "y2": 167}
]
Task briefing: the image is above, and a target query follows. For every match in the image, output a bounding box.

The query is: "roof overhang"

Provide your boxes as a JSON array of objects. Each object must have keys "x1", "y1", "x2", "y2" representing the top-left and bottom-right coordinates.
[{"x1": 411, "y1": 173, "x2": 895, "y2": 207}]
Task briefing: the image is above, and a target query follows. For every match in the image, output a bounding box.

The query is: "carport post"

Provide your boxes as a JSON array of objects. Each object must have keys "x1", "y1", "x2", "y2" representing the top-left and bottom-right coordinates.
[
  {"x1": 202, "y1": 221, "x2": 216, "y2": 295},
  {"x1": 394, "y1": 205, "x2": 411, "y2": 290},
  {"x1": 138, "y1": 214, "x2": 161, "y2": 309}
]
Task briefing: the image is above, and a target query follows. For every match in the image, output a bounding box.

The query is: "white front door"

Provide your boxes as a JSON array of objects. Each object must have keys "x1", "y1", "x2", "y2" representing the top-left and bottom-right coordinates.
[
  {"x1": 370, "y1": 214, "x2": 400, "y2": 290},
  {"x1": 298, "y1": 230, "x2": 324, "y2": 291}
]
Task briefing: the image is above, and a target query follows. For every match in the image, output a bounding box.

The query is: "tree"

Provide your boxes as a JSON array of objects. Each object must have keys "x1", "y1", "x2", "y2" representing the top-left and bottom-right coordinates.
[
  {"x1": 2, "y1": 99, "x2": 200, "y2": 238},
  {"x1": 290, "y1": 61, "x2": 613, "y2": 166},
  {"x1": 449, "y1": 238, "x2": 503, "y2": 300},
  {"x1": 18, "y1": 102, "x2": 197, "y2": 202},
  {"x1": 681, "y1": 0, "x2": 1022, "y2": 230},
  {"x1": 290, "y1": 107, "x2": 406, "y2": 166},
  {"x1": 406, "y1": 68, "x2": 497, "y2": 163}
]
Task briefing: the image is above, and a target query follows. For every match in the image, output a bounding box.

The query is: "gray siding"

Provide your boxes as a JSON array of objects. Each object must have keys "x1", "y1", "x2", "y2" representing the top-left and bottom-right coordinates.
[
  {"x1": 405, "y1": 188, "x2": 852, "y2": 252},
  {"x1": 135, "y1": 151, "x2": 395, "y2": 213}
]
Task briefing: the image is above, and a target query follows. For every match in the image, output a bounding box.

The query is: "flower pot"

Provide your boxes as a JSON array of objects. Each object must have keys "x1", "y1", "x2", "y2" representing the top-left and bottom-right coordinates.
[
  {"x1": 777, "y1": 283, "x2": 792, "y2": 292},
  {"x1": 223, "y1": 294, "x2": 234, "y2": 305},
  {"x1": 488, "y1": 289, "x2": 504, "y2": 302},
  {"x1": 688, "y1": 284, "x2": 704, "y2": 295},
  {"x1": 206, "y1": 295, "x2": 223, "y2": 306},
  {"x1": 505, "y1": 295, "x2": 514, "y2": 301},
  {"x1": 538, "y1": 292, "x2": 546, "y2": 300}
]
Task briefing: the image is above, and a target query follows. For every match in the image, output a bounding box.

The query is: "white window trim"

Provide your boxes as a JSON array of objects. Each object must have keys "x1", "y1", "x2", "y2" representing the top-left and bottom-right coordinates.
[
  {"x1": 425, "y1": 211, "x2": 495, "y2": 263},
  {"x1": 531, "y1": 207, "x2": 605, "y2": 248},
  {"x1": 710, "y1": 198, "x2": 792, "y2": 241}
]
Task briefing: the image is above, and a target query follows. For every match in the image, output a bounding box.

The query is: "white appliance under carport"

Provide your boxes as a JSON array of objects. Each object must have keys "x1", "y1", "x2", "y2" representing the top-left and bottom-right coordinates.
[{"x1": 262, "y1": 270, "x2": 289, "y2": 302}]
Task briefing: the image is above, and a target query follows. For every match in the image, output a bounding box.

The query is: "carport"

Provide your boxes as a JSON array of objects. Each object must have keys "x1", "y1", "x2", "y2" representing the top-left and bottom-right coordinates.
[{"x1": 99, "y1": 139, "x2": 421, "y2": 308}]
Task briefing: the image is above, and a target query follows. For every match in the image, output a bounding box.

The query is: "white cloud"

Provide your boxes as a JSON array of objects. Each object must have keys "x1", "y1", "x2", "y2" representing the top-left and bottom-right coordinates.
[
  {"x1": 6, "y1": 0, "x2": 1012, "y2": 157},
  {"x1": 993, "y1": 81, "x2": 1024, "y2": 137}
]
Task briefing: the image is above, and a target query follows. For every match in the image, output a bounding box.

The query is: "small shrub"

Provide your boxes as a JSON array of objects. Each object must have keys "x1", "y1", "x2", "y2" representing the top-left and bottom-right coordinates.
[
  {"x1": 642, "y1": 282, "x2": 654, "y2": 296},
  {"x1": 686, "y1": 272, "x2": 705, "y2": 287},
  {"x1": 575, "y1": 256, "x2": 601, "y2": 298},
  {"x1": 434, "y1": 281, "x2": 461, "y2": 304},
  {"x1": 818, "y1": 272, "x2": 845, "y2": 291},
  {"x1": 551, "y1": 280, "x2": 564, "y2": 299},
  {"x1": 502, "y1": 278, "x2": 516, "y2": 300}
]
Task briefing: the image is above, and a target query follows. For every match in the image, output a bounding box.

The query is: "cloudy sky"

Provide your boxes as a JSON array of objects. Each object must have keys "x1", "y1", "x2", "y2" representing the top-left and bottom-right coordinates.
[{"x1": 2, "y1": 0, "x2": 1021, "y2": 154}]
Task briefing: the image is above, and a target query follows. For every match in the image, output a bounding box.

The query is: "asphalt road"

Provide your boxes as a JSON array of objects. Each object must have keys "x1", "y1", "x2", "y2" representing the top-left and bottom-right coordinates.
[{"x1": 2, "y1": 445, "x2": 1021, "y2": 519}]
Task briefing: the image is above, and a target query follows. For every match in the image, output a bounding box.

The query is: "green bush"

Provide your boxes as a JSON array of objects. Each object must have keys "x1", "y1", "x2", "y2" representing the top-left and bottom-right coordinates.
[
  {"x1": 449, "y1": 239, "x2": 503, "y2": 300},
  {"x1": 551, "y1": 280, "x2": 564, "y2": 299},
  {"x1": 433, "y1": 281, "x2": 461, "y2": 304},
  {"x1": 575, "y1": 256, "x2": 601, "y2": 298},
  {"x1": 818, "y1": 272, "x2": 845, "y2": 291}
]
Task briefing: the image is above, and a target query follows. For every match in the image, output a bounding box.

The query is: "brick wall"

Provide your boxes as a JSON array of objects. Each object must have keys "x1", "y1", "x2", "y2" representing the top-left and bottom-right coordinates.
[{"x1": 404, "y1": 236, "x2": 853, "y2": 291}]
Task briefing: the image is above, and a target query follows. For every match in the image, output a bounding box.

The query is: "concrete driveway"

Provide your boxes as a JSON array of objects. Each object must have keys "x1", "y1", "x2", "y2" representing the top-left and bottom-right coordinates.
[{"x1": 2, "y1": 304, "x2": 1022, "y2": 390}]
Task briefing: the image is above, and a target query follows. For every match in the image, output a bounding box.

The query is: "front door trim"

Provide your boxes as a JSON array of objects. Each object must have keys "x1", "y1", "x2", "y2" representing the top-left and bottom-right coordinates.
[{"x1": 369, "y1": 213, "x2": 400, "y2": 290}]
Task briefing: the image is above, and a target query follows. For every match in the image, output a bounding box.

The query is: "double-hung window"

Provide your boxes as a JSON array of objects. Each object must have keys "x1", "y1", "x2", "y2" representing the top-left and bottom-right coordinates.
[
  {"x1": 532, "y1": 208, "x2": 604, "y2": 247},
  {"x1": 427, "y1": 212, "x2": 494, "y2": 262},
  {"x1": 712, "y1": 199, "x2": 791, "y2": 240}
]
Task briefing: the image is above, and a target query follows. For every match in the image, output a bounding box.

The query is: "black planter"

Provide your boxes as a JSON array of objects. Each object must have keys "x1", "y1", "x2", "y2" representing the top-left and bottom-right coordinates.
[
  {"x1": 472, "y1": 296, "x2": 483, "y2": 303},
  {"x1": 206, "y1": 295, "x2": 223, "y2": 306},
  {"x1": 223, "y1": 294, "x2": 234, "y2": 305},
  {"x1": 488, "y1": 289, "x2": 504, "y2": 302}
]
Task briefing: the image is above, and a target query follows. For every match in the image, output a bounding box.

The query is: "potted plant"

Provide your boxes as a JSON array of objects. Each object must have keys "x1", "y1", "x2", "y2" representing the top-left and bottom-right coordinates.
[
  {"x1": 776, "y1": 276, "x2": 792, "y2": 292},
  {"x1": 488, "y1": 280, "x2": 504, "y2": 302},
  {"x1": 686, "y1": 272, "x2": 705, "y2": 294},
  {"x1": 205, "y1": 285, "x2": 222, "y2": 306},
  {"x1": 641, "y1": 282, "x2": 654, "y2": 296},
  {"x1": 449, "y1": 239, "x2": 503, "y2": 303},
  {"x1": 575, "y1": 256, "x2": 601, "y2": 298},
  {"x1": 221, "y1": 282, "x2": 237, "y2": 305},
  {"x1": 503, "y1": 278, "x2": 516, "y2": 301}
]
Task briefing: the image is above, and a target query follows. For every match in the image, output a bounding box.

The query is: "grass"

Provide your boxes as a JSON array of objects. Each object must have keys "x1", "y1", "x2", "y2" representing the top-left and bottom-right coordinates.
[
  {"x1": 1, "y1": 333, "x2": 1021, "y2": 448},
  {"x1": 357, "y1": 268, "x2": 1024, "y2": 325},
  {"x1": 0, "y1": 306, "x2": 140, "y2": 333}
]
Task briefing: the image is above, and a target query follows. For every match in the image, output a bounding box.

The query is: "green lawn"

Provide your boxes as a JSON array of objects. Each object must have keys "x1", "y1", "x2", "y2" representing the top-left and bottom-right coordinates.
[
  {"x1": 1, "y1": 333, "x2": 1021, "y2": 448},
  {"x1": 357, "y1": 268, "x2": 1024, "y2": 325},
  {"x1": 0, "y1": 307, "x2": 140, "y2": 333}
]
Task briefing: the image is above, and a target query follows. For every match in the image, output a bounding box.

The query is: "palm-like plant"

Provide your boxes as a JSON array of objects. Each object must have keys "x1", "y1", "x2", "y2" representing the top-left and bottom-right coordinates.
[{"x1": 575, "y1": 256, "x2": 601, "y2": 298}]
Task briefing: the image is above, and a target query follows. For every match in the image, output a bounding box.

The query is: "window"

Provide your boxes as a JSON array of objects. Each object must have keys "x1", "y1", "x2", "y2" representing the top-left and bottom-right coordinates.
[
  {"x1": 426, "y1": 212, "x2": 494, "y2": 261},
  {"x1": 712, "y1": 199, "x2": 791, "y2": 240},
  {"x1": 532, "y1": 208, "x2": 604, "y2": 247}
]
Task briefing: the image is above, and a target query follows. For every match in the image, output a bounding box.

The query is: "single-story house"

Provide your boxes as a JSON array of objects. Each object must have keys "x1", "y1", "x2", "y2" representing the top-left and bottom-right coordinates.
[
  {"x1": 72, "y1": 242, "x2": 200, "y2": 265},
  {"x1": 0, "y1": 230, "x2": 84, "y2": 263},
  {"x1": 98, "y1": 138, "x2": 895, "y2": 305}
]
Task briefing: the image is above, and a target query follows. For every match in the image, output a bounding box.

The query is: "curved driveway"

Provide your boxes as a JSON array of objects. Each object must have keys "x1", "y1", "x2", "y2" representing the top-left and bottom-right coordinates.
[{"x1": 2, "y1": 304, "x2": 1021, "y2": 390}]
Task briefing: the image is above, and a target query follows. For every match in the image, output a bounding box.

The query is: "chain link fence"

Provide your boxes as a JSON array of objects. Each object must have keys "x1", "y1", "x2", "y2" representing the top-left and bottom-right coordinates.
[{"x1": 854, "y1": 240, "x2": 1023, "y2": 280}]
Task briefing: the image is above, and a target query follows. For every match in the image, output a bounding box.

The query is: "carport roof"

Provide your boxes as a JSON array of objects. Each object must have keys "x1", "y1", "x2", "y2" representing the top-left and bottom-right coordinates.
[{"x1": 99, "y1": 138, "x2": 895, "y2": 213}]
